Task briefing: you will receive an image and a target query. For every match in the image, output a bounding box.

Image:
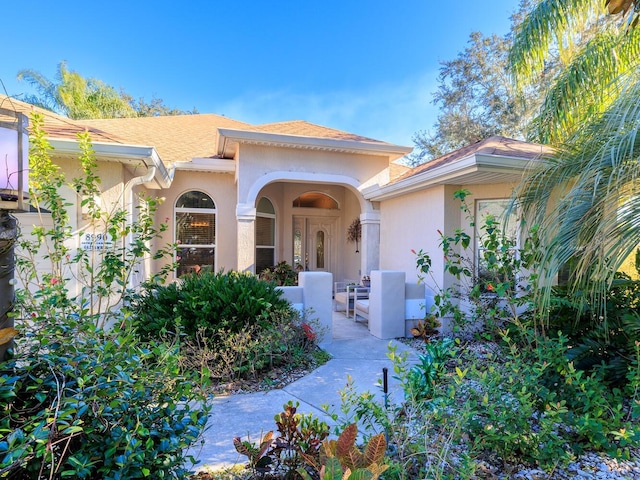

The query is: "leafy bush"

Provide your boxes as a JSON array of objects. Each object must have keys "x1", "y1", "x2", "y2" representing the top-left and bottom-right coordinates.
[
  {"x1": 132, "y1": 270, "x2": 324, "y2": 384},
  {"x1": 233, "y1": 401, "x2": 330, "y2": 478},
  {"x1": 1, "y1": 320, "x2": 210, "y2": 479},
  {"x1": 547, "y1": 267, "x2": 640, "y2": 385},
  {"x1": 132, "y1": 270, "x2": 293, "y2": 342},
  {"x1": 259, "y1": 261, "x2": 299, "y2": 286},
  {"x1": 413, "y1": 189, "x2": 539, "y2": 337},
  {"x1": 179, "y1": 311, "x2": 321, "y2": 382},
  {"x1": 1, "y1": 112, "x2": 211, "y2": 479},
  {"x1": 328, "y1": 337, "x2": 639, "y2": 476},
  {"x1": 298, "y1": 423, "x2": 388, "y2": 480},
  {"x1": 459, "y1": 330, "x2": 640, "y2": 466}
]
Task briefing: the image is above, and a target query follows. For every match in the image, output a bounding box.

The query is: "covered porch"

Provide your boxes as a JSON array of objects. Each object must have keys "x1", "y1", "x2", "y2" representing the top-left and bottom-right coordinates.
[{"x1": 237, "y1": 179, "x2": 380, "y2": 283}]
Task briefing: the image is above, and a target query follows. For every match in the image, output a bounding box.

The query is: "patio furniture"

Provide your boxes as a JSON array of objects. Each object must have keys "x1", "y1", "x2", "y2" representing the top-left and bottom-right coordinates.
[
  {"x1": 334, "y1": 280, "x2": 369, "y2": 317},
  {"x1": 353, "y1": 287, "x2": 370, "y2": 322},
  {"x1": 334, "y1": 280, "x2": 356, "y2": 313}
]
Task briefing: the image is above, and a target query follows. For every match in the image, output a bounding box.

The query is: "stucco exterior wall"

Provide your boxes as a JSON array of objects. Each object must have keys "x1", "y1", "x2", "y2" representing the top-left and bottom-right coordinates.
[
  {"x1": 15, "y1": 155, "x2": 127, "y2": 297},
  {"x1": 379, "y1": 185, "x2": 450, "y2": 288},
  {"x1": 378, "y1": 183, "x2": 518, "y2": 289},
  {"x1": 236, "y1": 144, "x2": 388, "y2": 206}
]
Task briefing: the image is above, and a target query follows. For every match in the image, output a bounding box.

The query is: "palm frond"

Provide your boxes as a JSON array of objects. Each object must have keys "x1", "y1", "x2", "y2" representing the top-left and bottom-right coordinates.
[
  {"x1": 516, "y1": 65, "x2": 640, "y2": 302},
  {"x1": 528, "y1": 27, "x2": 640, "y2": 143},
  {"x1": 509, "y1": 0, "x2": 606, "y2": 83},
  {"x1": 16, "y1": 68, "x2": 60, "y2": 113}
]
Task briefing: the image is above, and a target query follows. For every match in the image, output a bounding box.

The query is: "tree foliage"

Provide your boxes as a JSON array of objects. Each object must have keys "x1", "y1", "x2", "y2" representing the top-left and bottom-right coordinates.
[
  {"x1": 411, "y1": 1, "x2": 542, "y2": 164},
  {"x1": 17, "y1": 61, "x2": 195, "y2": 119},
  {"x1": 510, "y1": 0, "x2": 640, "y2": 144}
]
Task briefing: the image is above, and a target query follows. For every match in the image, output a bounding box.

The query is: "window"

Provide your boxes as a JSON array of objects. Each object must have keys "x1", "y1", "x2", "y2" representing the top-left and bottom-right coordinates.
[
  {"x1": 475, "y1": 199, "x2": 518, "y2": 291},
  {"x1": 175, "y1": 191, "x2": 216, "y2": 277},
  {"x1": 292, "y1": 192, "x2": 338, "y2": 209},
  {"x1": 256, "y1": 197, "x2": 275, "y2": 273}
]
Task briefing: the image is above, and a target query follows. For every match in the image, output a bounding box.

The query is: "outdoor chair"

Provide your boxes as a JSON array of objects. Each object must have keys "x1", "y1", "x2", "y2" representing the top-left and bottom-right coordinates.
[
  {"x1": 353, "y1": 287, "x2": 370, "y2": 322},
  {"x1": 334, "y1": 279, "x2": 357, "y2": 313}
]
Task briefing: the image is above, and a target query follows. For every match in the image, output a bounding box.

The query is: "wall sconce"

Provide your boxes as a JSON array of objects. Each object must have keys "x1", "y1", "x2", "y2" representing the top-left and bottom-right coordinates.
[{"x1": 0, "y1": 107, "x2": 29, "y2": 212}]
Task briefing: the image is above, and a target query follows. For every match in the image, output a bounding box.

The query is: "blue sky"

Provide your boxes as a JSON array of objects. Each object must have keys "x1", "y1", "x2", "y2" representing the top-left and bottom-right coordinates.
[{"x1": 1, "y1": 1, "x2": 520, "y2": 148}]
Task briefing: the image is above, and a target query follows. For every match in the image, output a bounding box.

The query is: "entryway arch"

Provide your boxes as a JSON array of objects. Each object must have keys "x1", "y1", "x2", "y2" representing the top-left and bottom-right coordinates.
[{"x1": 236, "y1": 172, "x2": 379, "y2": 280}]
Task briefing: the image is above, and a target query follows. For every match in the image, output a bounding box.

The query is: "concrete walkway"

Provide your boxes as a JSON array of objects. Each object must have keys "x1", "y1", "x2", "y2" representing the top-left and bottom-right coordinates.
[{"x1": 189, "y1": 311, "x2": 419, "y2": 471}]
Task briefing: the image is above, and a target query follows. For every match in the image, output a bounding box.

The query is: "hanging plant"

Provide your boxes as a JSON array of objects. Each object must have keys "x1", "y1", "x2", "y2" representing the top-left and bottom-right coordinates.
[
  {"x1": 347, "y1": 218, "x2": 361, "y2": 243},
  {"x1": 347, "y1": 218, "x2": 361, "y2": 253}
]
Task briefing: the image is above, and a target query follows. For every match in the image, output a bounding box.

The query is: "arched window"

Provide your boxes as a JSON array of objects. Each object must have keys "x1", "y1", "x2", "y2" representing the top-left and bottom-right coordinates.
[
  {"x1": 292, "y1": 192, "x2": 338, "y2": 209},
  {"x1": 256, "y1": 197, "x2": 276, "y2": 274},
  {"x1": 175, "y1": 191, "x2": 216, "y2": 277}
]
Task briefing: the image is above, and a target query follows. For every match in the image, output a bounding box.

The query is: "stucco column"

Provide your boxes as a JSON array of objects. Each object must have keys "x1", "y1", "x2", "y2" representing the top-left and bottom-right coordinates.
[
  {"x1": 360, "y1": 211, "x2": 380, "y2": 277},
  {"x1": 236, "y1": 203, "x2": 256, "y2": 273}
]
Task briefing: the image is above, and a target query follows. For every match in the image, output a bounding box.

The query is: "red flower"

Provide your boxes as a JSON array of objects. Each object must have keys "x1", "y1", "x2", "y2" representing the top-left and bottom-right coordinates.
[
  {"x1": 50, "y1": 277, "x2": 59, "y2": 285},
  {"x1": 301, "y1": 323, "x2": 316, "y2": 341},
  {"x1": 486, "y1": 283, "x2": 495, "y2": 292}
]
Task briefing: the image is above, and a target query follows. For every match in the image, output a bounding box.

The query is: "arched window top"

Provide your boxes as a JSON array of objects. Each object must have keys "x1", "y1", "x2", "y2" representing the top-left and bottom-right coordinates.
[
  {"x1": 292, "y1": 192, "x2": 338, "y2": 209},
  {"x1": 176, "y1": 191, "x2": 216, "y2": 210},
  {"x1": 257, "y1": 197, "x2": 275, "y2": 215}
]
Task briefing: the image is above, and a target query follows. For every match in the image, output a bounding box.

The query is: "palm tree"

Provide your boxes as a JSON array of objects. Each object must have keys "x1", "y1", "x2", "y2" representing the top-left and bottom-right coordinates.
[
  {"x1": 509, "y1": 0, "x2": 640, "y2": 306},
  {"x1": 18, "y1": 61, "x2": 137, "y2": 119}
]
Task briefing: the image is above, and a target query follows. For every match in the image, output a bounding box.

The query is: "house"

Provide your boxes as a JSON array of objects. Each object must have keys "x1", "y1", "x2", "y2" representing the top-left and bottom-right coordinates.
[{"x1": 1, "y1": 95, "x2": 546, "y2": 320}]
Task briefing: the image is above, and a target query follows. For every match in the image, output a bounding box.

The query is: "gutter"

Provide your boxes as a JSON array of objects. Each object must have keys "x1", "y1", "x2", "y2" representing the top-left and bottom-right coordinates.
[
  {"x1": 364, "y1": 154, "x2": 534, "y2": 201},
  {"x1": 48, "y1": 138, "x2": 173, "y2": 189}
]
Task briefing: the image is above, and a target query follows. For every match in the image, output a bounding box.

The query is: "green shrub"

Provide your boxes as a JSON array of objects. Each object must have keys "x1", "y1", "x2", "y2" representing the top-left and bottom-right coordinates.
[
  {"x1": 1, "y1": 319, "x2": 210, "y2": 479},
  {"x1": 233, "y1": 401, "x2": 330, "y2": 478},
  {"x1": 132, "y1": 270, "x2": 293, "y2": 342},
  {"x1": 259, "y1": 261, "x2": 298, "y2": 286},
  {"x1": 547, "y1": 268, "x2": 640, "y2": 385},
  {"x1": 1, "y1": 113, "x2": 211, "y2": 479},
  {"x1": 180, "y1": 311, "x2": 321, "y2": 382}
]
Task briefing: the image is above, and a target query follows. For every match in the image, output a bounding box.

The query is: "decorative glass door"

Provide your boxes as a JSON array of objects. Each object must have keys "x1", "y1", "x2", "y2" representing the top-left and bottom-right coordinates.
[{"x1": 293, "y1": 216, "x2": 336, "y2": 273}]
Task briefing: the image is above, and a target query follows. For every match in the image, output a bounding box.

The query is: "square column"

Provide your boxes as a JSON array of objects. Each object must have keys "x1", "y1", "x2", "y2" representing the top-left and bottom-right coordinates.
[
  {"x1": 360, "y1": 211, "x2": 380, "y2": 276},
  {"x1": 236, "y1": 203, "x2": 256, "y2": 273}
]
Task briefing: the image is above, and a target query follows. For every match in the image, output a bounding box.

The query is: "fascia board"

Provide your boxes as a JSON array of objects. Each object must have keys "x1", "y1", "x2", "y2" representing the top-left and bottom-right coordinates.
[
  {"x1": 174, "y1": 158, "x2": 235, "y2": 174},
  {"x1": 365, "y1": 154, "x2": 532, "y2": 201},
  {"x1": 48, "y1": 137, "x2": 173, "y2": 189},
  {"x1": 217, "y1": 128, "x2": 413, "y2": 160}
]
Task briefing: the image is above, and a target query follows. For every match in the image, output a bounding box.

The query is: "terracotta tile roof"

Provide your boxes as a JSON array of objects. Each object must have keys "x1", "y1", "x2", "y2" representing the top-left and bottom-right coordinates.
[
  {"x1": 77, "y1": 114, "x2": 252, "y2": 162},
  {"x1": 251, "y1": 120, "x2": 390, "y2": 144},
  {"x1": 396, "y1": 136, "x2": 550, "y2": 182}
]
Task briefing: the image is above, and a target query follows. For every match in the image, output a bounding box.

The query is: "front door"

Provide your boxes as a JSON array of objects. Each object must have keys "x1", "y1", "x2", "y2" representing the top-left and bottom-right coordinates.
[{"x1": 293, "y1": 216, "x2": 337, "y2": 273}]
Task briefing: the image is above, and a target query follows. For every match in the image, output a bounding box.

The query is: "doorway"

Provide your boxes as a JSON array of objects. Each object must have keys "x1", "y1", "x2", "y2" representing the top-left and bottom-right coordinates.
[{"x1": 293, "y1": 216, "x2": 337, "y2": 273}]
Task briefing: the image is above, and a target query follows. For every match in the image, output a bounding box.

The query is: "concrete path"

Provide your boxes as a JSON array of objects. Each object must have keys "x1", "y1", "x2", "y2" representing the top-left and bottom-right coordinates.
[{"x1": 189, "y1": 313, "x2": 419, "y2": 471}]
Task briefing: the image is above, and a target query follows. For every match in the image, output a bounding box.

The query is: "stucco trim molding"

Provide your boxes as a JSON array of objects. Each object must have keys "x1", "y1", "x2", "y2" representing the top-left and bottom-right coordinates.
[
  {"x1": 174, "y1": 157, "x2": 235, "y2": 174},
  {"x1": 236, "y1": 203, "x2": 257, "y2": 221},
  {"x1": 360, "y1": 211, "x2": 381, "y2": 224},
  {"x1": 242, "y1": 171, "x2": 371, "y2": 213},
  {"x1": 364, "y1": 154, "x2": 532, "y2": 201},
  {"x1": 217, "y1": 128, "x2": 412, "y2": 161}
]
